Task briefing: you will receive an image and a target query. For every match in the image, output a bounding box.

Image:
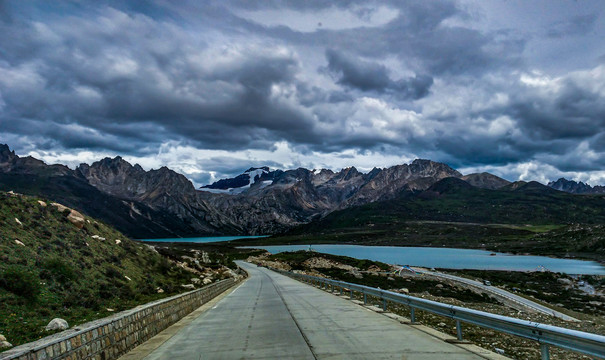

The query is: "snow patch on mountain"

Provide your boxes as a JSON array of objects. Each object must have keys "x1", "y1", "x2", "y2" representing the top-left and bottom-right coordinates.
[{"x1": 199, "y1": 167, "x2": 272, "y2": 195}]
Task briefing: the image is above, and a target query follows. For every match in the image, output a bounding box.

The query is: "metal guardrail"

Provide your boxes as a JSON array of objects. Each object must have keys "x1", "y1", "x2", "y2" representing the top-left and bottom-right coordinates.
[{"x1": 273, "y1": 269, "x2": 605, "y2": 360}]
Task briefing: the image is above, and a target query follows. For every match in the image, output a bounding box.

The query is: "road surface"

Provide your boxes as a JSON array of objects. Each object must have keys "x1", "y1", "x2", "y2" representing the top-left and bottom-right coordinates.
[
  {"x1": 140, "y1": 261, "x2": 489, "y2": 359},
  {"x1": 416, "y1": 269, "x2": 578, "y2": 321}
]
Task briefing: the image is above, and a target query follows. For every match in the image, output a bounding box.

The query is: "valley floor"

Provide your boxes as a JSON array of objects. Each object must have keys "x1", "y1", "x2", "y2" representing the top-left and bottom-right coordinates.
[{"x1": 232, "y1": 220, "x2": 605, "y2": 263}]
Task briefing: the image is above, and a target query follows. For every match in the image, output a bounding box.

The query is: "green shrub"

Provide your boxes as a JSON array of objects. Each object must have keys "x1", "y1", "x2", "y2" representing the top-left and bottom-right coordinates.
[
  {"x1": 104, "y1": 265, "x2": 122, "y2": 279},
  {"x1": 0, "y1": 266, "x2": 40, "y2": 300},
  {"x1": 155, "y1": 257, "x2": 172, "y2": 275},
  {"x1": 41, "y1": 257, "x2": 76, "y2": 284}
]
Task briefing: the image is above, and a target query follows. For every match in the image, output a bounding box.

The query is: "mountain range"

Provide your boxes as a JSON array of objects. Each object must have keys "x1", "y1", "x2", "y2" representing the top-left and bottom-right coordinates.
[
  {"x1": 0, "y1": 144, "x2": 602, "y2": 239},
  {"x1": 547, "y1": 178, "x2": 605, "y2": 194}
]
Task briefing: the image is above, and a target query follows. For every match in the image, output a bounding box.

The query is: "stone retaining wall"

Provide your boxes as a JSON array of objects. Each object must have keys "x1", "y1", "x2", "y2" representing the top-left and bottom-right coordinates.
[{"x1": 0, "y1": 277, "x2": 242, "y2": 360}]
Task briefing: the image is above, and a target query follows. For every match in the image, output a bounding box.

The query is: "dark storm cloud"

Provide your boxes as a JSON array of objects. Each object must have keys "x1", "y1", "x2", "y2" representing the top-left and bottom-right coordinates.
[
  {"x1": 510, "y1": 79, "x2": 605, "y2": 143},
  {"x1": 1, "y1": 0, "x2": 605, "y2": 183},
  {"x1": 249, "y1": 3, "x2": 525, "y2": 77},
  {"x1": 324, "y1": 49, "x2": 433, "y2": 99},
  {"x1": 0, "y1": 3, "x2": 317, "y2": 153}
]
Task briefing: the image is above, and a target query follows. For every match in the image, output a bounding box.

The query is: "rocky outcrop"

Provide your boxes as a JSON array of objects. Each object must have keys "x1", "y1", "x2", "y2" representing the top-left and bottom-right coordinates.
[
  {"x1": 45, "y1": 318, "x2": 69, "y2": 331},
  {"x1": 51, "y1": 203, "x2": 86, "y2": 229},
  {"x1": 0, "y1": 334, "x2": 12, "y2": 349}
]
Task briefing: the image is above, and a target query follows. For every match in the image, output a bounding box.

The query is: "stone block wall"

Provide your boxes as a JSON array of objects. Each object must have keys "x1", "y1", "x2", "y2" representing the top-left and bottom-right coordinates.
[{"x1": 0, "y1": 277, "x2": 240, "y2": 360}]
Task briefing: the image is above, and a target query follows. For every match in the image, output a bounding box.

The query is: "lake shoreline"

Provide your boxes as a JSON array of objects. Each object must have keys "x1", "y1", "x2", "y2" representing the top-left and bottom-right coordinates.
[
  {"x1": 227, "y1": 236, "x2": 605, "y2": 265},
  {"x1": 137, "y1": 236, "x2": 605, "y2": 269}
]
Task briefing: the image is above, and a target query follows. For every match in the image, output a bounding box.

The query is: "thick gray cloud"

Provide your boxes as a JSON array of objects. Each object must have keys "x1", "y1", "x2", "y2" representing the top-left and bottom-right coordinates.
[
  {"x1": 1, "y1": 0, "x2": 605, "y2": 185},
  {"x1": 325, "y1": 49, "x2": 433, "y2": 99}
]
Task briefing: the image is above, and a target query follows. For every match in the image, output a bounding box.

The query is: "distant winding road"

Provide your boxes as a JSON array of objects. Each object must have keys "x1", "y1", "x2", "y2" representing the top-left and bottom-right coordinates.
[{"x1": 416, "y1": 269, "x2": 578, "y2": 322}]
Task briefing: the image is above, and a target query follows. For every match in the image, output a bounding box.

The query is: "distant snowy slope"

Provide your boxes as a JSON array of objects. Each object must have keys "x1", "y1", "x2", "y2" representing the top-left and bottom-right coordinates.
[{"x1": 200, "y1": 167, "x2": 272, "y2": 194}]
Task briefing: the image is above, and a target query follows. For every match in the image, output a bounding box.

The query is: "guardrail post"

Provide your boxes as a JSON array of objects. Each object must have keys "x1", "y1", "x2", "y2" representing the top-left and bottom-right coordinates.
[
  {"x1": 363, "y1": 292, "x2": 367, "y2": 305},
  {"x1": 382, "y1": 298, "x2": 387, "y2": 311},
  {"x1": 456, "y1": 320, "x2": 463, "y2": 341},
  {"x1": 340, "y1": 287, "x2": 343, "y2": 295},
  {"x1": 410, "y1": 307, "x2": 416, "y2": 324},
  {"x1": 540, "y1": 344, "x2": 550, "y2": 360},
  {"x1": 331, "y1": 284, "x2": 334, "y2": 293},
  {"x1": 350, "y1": 289, "x2": 353, "y2": 299}
]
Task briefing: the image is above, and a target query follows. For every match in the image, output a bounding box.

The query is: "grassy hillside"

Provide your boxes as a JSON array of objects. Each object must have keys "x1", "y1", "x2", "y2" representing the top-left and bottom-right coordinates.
[
  {"x1": 254, "y1": 179, "x2": 605, "y2": 260},
  {"x1": 0, "y1": 191, "x2": 194, "y2": 348},
  {"x1": 0, "y1": 173, "x2": 205, "y2": 239},
  {"x1": 296, "y1": 179, "x2": 605, "y2": 229}
]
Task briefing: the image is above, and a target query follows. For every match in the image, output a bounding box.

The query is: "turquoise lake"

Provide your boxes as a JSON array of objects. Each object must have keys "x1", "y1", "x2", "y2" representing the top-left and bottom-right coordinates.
[
  {"x1": 138, "y1": 237, "x2": 605, "y2": 274},
  {"x1": 240, "y1": 244, "x2": 605, "y2": 275}
]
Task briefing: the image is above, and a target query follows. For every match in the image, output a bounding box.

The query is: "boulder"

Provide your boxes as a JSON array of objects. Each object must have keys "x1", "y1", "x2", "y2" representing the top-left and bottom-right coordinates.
[
  {"x1": 91, "y1": 235, "x2": 106, "y2": 241},
  {"x1": 45, "y1": 318, "x2": 69, "y2": 331},
  {"x1": 557, "y1": 278, "x2": 572, "y2": 285},
  {"x1": 191, "y1": 278, "x2": 201, "y2": 284},
  {"x1": 399, "y1": 288, "x2": 409, "y2": 294},
  {"x1": 203, "y1": 278, "x2": 212, "y2": 285},
  {"x1": 38, "y1": 200, "x2": 47, "y2": 207},
  {"x1": 51, "y1": 203, "x2": 85, "y2": 229},
  {"x1": 156, "y1": 287, "x2": 164, "y2": 294},
  {"x1": 0, "y1": 335, "x2": 10, "y2": 348},
  {"x1": 435, "y1": 284, "x2": 444, "y2": 288},
  {"x1": 115, "y1": 239, "x2": 122, "y2": 245},
  {"x1": 67, "y1": 211, "x2": 85, "y2": 229},
  {"x1": 14, "y1": 240, "x2": 25, "y2": 246},
  {"x1": 14, "y1": 218, "x2": 22, "y2": 226},
  {"x1": 181, "y1": 284, "x2": 195, "y2": 290},
  {"x1": 51, "y1": 202, "x2": 70, "y2": 213}
]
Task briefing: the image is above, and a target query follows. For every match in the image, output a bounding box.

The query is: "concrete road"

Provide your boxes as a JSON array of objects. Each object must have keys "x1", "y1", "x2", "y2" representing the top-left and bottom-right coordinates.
[
  {"x1": 140, "y1": 261, "x2": 488, "y2": 360},
  {"x1": 417, "y1": 269, "x2": 578, "y2": 321}
]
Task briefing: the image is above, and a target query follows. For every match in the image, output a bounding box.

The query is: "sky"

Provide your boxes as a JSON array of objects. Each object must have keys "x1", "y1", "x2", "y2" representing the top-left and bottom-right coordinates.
[{"x1": 1, "y1": 0, "x2": 605, "y2": 187}]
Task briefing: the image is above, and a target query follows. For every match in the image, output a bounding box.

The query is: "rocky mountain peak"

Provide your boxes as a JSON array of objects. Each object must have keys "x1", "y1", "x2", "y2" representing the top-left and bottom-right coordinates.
[
  {"x1": 366, "y1": 167, "x2": 382, "y2": 180},
  {"x1": 340, "y1": 159, "x2": 462, "y2": 208},
  {"x1": 246, "y1": 166, "x2": 270, "y2": 173},
  {"x1": 409, "y1": 159, "x2": 463, "y2": 178},
  {"x1": 326, "y1": 167, "x2": 362, "y2": 184},
  {"x1": 461, "y1": 172, "x2": 510, "y2": 190},
  {"x1": 339, "y1": 166, "x2": 361, "y2": 180},
  {"x1": 0, "y1": 144, "x2": 16, "y2": 163},
  {"x1": 547, "y1": 178, "x2": 605, "y2": 194},
  {"x1": 0, "y1": 144, "x2": 70, "y2": 175}
]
